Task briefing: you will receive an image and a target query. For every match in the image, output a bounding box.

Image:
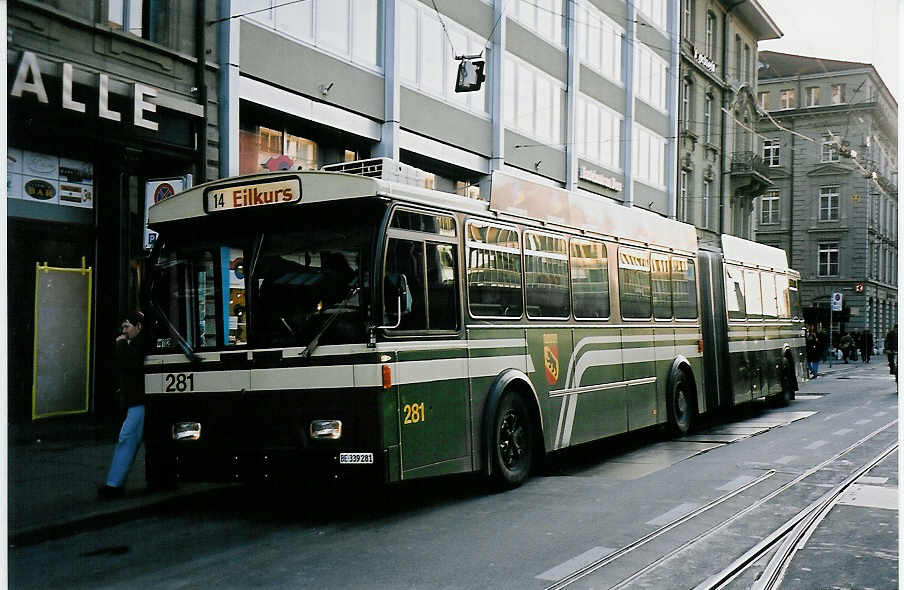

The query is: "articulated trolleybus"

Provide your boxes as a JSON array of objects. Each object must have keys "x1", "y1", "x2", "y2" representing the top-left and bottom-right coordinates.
[{"x1": 143, "y1": 159, "x2": 805, "y2": 489}]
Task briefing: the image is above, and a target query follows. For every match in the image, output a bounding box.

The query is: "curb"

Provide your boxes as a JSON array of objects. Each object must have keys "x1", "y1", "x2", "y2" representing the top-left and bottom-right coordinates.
[{"x1": 9, "y1": 484, "x2": 230, "y2": 547}]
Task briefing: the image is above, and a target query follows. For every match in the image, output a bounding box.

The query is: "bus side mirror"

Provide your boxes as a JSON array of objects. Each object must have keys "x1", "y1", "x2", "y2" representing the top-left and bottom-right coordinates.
[
  {"x1": 378, "y1": 273, "x2": 411, "y2": 329},
  {"x1": 396, "y1": 274, "x2": 411, "y2": 314}
]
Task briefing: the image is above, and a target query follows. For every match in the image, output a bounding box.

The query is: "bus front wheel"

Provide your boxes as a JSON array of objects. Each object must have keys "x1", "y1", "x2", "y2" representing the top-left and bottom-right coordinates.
[
  {"x1": 667, "y1": 371, "x2": 694, "y2": 436},
  {"x1": 490, "y1": 391, "x2": 534, "y2": 489}
]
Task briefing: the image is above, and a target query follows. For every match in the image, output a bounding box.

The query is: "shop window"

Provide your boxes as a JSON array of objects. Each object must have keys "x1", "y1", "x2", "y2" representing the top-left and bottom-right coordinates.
[
  {"x1": 456, "y1": 181, "x2": 482, "y2": 199},
  {"x1": 239, "y1": 126, "x2": 323, "y2": 174},
  {"x1": 285, "y1": 134, "x2": 318, "y2": 170},
  {"x1": 107, "y1": 0, "x2": 193, "y2": 54}
]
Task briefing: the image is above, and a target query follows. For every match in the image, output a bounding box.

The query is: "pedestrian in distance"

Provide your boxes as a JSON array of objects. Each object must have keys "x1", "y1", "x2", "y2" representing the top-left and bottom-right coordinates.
[
  {"x1": 98, "y1": 311, "x2": 147, "y2": 500},
  {"x1": 806, "y1": 330, "x2": 821, "y2": 379},
  {"x1": 816, "y1": 323, "x2": 828, "y2": 362},
  {"x1": 861, "y1": 329, "x2": 872, "y2": 363},
  {"x1": 839, "y1": 332, "x2": 853, "y2": 364},
  {"x1": 885, "y1": 324, "x2": 897, "y2": 377}
]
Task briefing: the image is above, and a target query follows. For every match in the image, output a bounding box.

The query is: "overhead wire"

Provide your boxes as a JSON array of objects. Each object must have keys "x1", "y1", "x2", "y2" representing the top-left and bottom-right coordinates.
[{"x1": 206, "y1": 0, "x2": 312, "y2": 26}]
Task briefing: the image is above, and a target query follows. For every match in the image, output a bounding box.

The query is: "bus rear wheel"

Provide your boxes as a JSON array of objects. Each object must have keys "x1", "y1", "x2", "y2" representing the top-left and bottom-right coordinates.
[
  {"x1": 490, "y1": 391, "x2": 534, "y2": 489},
  {"x1": 667, "y1": 371, "x2": 694, "y2": 436}
]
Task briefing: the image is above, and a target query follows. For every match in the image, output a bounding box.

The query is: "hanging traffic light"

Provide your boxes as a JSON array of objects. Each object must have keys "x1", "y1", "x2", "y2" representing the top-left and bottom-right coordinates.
[{"x1": 455, "y1": 55, "x2": 486, "y2": 93}]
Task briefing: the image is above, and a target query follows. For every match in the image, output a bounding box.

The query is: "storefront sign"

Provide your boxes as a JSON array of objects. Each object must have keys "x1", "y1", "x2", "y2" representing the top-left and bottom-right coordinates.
[
  {"x1": 10, "y1": 50, "x2": 160, "y2": 131},
  {"x1": 7, "y1": 148, "x2": 93, "y2": 208},
  {"x1": 693, "y1": 48, "x2": 717, "y2": 74},
  {"x1": 579, "y1": 166, "x2": 624, "y2": 192}
]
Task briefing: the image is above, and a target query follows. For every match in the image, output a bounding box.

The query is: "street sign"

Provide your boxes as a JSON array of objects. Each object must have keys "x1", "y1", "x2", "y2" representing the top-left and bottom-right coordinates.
[{"x1": 831, "y1": 292, "x2": 843, "y2": 311}]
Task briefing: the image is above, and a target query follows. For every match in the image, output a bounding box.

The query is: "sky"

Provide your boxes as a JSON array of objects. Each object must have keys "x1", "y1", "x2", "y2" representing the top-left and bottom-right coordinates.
[{"x1": 756, "y1": 0, "x2": 900, "y2": 100}]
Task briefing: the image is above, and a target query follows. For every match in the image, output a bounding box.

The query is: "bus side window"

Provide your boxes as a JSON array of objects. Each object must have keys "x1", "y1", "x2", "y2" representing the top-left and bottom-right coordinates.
[
  {"x1": 672, "y1": 257, "x2": 698, "y2": 319},
  {"x1": 788, "y1": 278, "x2": 802, "y2": 320},
  {"x1": 426, "y1": 243, "x2": 459, "y2": 330},
  {"x1": 761, "y1": 272, "x2": 778, "y2": 318},
  {"x1": 570, "y1": 239, "x2": 610, "y2": 319},
  {"x1": 652, "y1": 253, "x2": 672, "y2": 319},
  {"x1": 725, "y1": 265, "x2": 746, "y2": 321},
  {"x1": 466, "y1": 220, "x2": 523, "y2": 318},
  {"x1": 775, "y1": 274, "x2": 791, "y2": 319},
  {"x1": 744, "y1": 269, "x2": 763, "y2": 319},
  {"x1": 524, "y1": 232, "x2": 569, "y2": 319},
  {"x1": 385, "y1": 238, "x2": 427, "y2": 330},
  {"x1": 619, "y1": 247, "x2": 652, "y2": 319}
]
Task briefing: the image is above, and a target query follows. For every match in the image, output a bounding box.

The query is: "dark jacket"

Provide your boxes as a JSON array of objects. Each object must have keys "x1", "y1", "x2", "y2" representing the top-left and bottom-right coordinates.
[
  {"x1": 885, "y1": 330, "x2": 897, "y2": 353},
  {"x1": 806, "y1": 336, "x2": 821, "y2": 362},
  {"x1": 115, "y1": 333, "x2": 146, "y2": 408}
]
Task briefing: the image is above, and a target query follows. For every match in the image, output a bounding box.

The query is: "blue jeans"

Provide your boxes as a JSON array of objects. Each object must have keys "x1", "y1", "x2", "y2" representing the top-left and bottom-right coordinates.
[
  {"x1": 106, "y1": 405, "x2": 145, "y2": 488},
  {"x1": 808, "y1": 361, "x2": 819, "y2": 377}
]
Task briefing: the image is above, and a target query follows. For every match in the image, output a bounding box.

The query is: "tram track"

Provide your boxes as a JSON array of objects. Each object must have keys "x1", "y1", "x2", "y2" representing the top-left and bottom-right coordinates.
[
  {"x1": 545, "y1": 419, "x2": 898, "y2": 590},
  {"x1": 699, "y1": 441, "x2": 898, "y2": 590}
]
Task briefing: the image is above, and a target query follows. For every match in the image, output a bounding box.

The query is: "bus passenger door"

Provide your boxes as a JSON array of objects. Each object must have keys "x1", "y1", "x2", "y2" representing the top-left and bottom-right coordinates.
[
  {"x1": 623, "y1": 326, "x2": 658, "y2": 430},
  {"x1": 385, "y1": 232, "x2": 471, "y2": 479},
  {"x1": 551, "y1": 328, "x2": 624, "y2": 448},
  {"x1": 724, "y1": 265, "x2": 752, "y2": 404}
]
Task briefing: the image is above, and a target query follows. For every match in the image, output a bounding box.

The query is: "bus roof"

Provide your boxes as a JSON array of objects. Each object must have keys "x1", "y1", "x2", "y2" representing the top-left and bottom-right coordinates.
[
  {"x1": 148, "y1": 168, "x2": 698, "y2": 253},
  {"x1": 721, "y1": 234, "x2": 790, "y2": 272}
]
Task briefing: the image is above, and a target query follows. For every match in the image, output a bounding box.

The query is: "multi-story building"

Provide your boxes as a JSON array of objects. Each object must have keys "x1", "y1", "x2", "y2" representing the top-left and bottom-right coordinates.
[
  {"x1": 676, "y1": 0, "x2": 781, "y2": 249},
  {"x1": 219, "y1": 0, "x2": 679, "y2": 213},
  {"x1": 7, "y1": 1, "x2": 219, "y2": 424},
  {"x1": 754, "y1": 51, "x2": 898, "y2": 348}
]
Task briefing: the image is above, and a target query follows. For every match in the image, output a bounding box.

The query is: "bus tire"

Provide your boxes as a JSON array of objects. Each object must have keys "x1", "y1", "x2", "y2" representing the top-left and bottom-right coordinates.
[
  {"x1": 490, "y1": 390, "x2": 534, "y2": 489},
  {"x1": 667, "y1": 370, "x2": 694, "y2": 437}
]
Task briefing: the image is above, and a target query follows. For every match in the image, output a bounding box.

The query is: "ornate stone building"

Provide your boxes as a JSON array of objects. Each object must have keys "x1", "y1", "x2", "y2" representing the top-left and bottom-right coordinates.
[{"x1": 754, "y1": 51, "x2": 898, "y2": 348}]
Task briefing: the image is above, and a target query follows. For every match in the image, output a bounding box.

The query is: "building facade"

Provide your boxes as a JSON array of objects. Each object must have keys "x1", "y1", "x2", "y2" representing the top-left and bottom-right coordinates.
[
  {"x1": 7, "y1": 0, "x2": 219, "y2": 423},
  {"x1": 754, "y1": 51, "x2": 898, "y2": 349},
  {"x1": 676, "y1": 0, "x2": 781, "y2": 249},
  {"x1": 219, "y1": 0, "x2": 679, "y2": 210}
]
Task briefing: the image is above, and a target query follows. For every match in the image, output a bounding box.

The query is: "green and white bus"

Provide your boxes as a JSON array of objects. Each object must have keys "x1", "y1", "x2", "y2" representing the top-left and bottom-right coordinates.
[{"x1": 142, "y1": 159, "x2": 805, "y2": 488}]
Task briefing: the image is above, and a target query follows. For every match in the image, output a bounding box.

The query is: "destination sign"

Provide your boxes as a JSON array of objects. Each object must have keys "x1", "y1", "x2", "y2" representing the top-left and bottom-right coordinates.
[{"x1": 205, "y1": 177, "x2": 301, "y2": 212}]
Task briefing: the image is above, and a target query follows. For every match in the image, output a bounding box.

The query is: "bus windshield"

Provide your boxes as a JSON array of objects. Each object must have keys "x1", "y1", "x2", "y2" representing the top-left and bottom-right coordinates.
[{"x1": 149, "y1": 201, "x2": 385, "y2": 353}]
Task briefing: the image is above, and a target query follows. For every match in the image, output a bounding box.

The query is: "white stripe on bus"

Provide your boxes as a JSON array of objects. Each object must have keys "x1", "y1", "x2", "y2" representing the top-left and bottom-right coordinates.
[{"x1": 147, "y1": 353, "x2": 536, "y2": 393}]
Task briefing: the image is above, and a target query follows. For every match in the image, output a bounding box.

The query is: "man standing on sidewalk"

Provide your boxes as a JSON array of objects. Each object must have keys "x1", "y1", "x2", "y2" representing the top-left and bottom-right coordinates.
[
  {"x1": 861, "y1": 329, "x2": 872, "y2": 363},
  {"x1": 98, "y1": 311, "x2": 147, "y2": 500},
  {"x1": 885, "y1": 325, "x2": 897, "y2": 376}
]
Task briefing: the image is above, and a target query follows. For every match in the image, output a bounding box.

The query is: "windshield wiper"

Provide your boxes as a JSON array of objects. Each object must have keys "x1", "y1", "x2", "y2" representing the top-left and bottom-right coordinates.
[
  {"x1": 300, "y1": 283, "x2": 359, "y2": 360},
  {"x1": 247, "y1": 233, "x2": 266, "y2": 282},
  {"x1": 149, "y1": 300, "x2": 202, "y2": 363}
]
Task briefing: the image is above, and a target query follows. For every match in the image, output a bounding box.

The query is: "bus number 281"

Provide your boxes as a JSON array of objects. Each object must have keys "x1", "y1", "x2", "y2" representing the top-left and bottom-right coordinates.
[
  {"x1": 164, "y1": 373, "x2": 195, "y2": 393},
  {"x1": 403, "y1": 402, "x2": 426, "y2": 424}
]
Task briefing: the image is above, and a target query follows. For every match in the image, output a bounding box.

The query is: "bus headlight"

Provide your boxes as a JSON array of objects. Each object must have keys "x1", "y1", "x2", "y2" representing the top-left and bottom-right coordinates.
[
  {"x1": 173, "y1": 422, "x2": 201, "y2": 441},
  {"x1": 309, "y1": 419, "x2": 342, "y2": 440}
]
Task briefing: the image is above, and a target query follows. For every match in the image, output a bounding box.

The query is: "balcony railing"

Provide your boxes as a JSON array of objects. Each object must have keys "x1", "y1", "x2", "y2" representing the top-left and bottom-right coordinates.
[
  {"x1": 730, "y1": 151, "x2": 773, "y2": 197},
  {"x1": 730, "y1": 151, "x2": 771, "y2": 176}
]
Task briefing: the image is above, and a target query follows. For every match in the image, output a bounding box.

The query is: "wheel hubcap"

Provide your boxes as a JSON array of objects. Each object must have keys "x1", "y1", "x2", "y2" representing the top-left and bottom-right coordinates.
[{"x1": 499, "y1": 410, "x2": 527, "y2": 469}]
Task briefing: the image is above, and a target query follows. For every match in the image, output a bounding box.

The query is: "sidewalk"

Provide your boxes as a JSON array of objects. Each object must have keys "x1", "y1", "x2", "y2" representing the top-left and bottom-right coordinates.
[
  {"x1": 5, "y1": 358, "x2": 880, "y2": 547},
  {"x1": 8, "y1": 422, "x2": 227, "y2": 547}
]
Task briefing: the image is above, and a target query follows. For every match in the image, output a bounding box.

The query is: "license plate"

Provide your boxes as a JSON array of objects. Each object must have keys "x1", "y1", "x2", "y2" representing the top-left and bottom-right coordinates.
[{"x1": 339, "y1": 453, "x2": 373, "y2": 464}]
